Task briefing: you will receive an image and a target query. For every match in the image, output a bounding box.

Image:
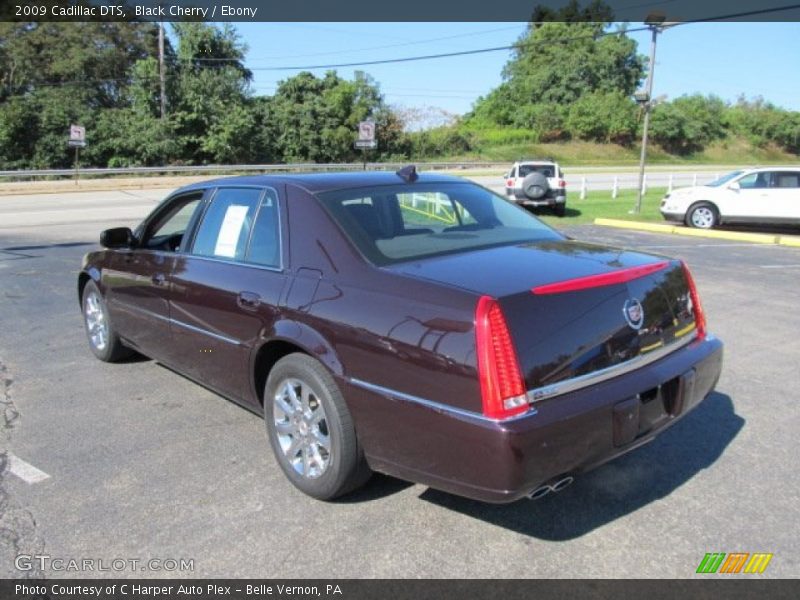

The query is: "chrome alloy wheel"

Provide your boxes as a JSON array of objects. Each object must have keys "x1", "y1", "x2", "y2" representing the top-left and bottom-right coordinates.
[
  {"x1": 690, "y1": 206, "x2": 715, "y2": 229},
  {"x1": 84, "y1": 291, "x2": 108, "y2": 351},
  {"x1": 273, "y1": 378, "x2": 331, "y2": 479}
]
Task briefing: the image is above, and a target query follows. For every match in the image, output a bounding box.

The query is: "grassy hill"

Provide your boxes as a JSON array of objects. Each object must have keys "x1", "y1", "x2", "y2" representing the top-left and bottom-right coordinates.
[{"x1": 427, "y1": 136, "x2": 798, "y2": 166}]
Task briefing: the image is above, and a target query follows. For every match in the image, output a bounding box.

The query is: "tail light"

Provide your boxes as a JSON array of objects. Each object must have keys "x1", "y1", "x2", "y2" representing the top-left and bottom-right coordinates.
[
  {"x1": 506, "y1": 179, "x2": 514, "y2": 187},
  {"x1": 475, "y1": 296, "x2": 528, "y2": 419},
  {"x1": 681, "y1": 261, "x2": 707, "y2": 340},
  {"x1": 558, "y1": 179, "x2": 566, "y2": 188}
]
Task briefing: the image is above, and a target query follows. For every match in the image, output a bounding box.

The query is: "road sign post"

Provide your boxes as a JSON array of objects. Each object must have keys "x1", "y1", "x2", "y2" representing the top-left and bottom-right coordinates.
[
  {"x1": 68, "y1": 125, "x2": 86, "y2": 185},
  {"x1": 355, "y1": 120, "x2": 377, "y2": 170}
]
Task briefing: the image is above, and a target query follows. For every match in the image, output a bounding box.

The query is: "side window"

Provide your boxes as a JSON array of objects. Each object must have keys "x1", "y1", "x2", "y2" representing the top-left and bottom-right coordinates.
[
  {"x1": 774, "y1": 172, "x2": 800, "y2": 188},
  {"x1": 191, "y1": 188, "x2": 262, "y2": 261},
  {"x1": 142, "y1": 193, "x2": 203, "y2": 251},
  {"x1": 245, "y1": 189, "x2": 281, "y2": 268},
  {"x1": 737, "y1": 173, "x2": 760, "y2": 189}
]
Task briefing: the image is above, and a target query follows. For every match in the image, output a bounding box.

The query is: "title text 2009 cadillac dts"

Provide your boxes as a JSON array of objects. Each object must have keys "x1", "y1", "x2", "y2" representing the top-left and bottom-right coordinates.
[{"x1": 78, "y1": 169, "x2": 723, "y2": 503}]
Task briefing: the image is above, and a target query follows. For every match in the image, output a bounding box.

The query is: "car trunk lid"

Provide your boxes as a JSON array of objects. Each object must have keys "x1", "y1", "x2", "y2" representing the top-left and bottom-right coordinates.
[{"x1": 388, "y1": 239, "x2": 700, "y2": 395}]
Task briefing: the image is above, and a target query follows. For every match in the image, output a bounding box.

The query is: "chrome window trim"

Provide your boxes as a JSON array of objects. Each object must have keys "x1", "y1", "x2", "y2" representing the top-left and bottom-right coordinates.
[
  {"x1": 526, "y1": 333, "x2": 699, "y2": 404},
  {"x1": 178, "y1": 253, "x2": 284, "y2": 274}
]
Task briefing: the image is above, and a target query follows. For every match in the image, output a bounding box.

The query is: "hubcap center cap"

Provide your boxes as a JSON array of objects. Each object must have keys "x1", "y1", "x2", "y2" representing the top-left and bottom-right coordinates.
[{"x1": 298, "y1": 421, "x2": 309, "y2": 436}]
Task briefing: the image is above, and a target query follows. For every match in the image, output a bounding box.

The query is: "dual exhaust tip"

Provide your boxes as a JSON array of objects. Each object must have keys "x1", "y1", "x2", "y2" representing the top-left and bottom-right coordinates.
[{"x1": 527, "y1": 475, "x2": 574, "y2": 500}]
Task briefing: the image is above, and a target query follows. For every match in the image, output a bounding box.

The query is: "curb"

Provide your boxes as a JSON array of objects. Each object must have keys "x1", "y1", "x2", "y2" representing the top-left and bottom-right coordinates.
[{"x1": 594, "y1": 218, "x2": 800, "y2": 247}]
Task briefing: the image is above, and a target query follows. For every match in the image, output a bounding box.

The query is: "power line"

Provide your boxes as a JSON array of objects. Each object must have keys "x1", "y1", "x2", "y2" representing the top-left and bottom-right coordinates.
[
  {"x1": 681, "y1": 3, "x2": 800, "y2": 23},
  {"x1": 9, "y1": 6, "x2": 800, "y2": 89},
  {"x1": 179, "y1": 25, "x2": 525, "y2": 62},
  {"x1": 240, "y1": 3, "x2": 800, "y2": 72},
  {"x1": 242, "y1": 25, "x2": 655, "y2": 71}
]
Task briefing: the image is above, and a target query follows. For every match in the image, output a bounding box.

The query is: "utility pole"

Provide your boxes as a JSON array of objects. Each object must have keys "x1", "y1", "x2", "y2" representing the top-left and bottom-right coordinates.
[
  {"x1": 158, "y1": 20, "x2": 166, "y2": 120},
  {"x1": 632, "y1": 16, "x2": 667, "y2": 214}
]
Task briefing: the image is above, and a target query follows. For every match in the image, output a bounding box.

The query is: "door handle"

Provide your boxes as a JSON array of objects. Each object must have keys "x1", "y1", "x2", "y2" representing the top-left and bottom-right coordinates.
[
  {"x1": 237, "y1": 291, "x2": 261, "y2": 310},
  {"x1": 151, "y1": 273, "x2": 167, "y2": 286}
]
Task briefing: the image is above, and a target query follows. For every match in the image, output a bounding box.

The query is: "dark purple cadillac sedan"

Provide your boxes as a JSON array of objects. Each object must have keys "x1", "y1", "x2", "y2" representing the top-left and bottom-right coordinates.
[{"x1": 78, "y1": 168, "x2": 723, "y2": 503}]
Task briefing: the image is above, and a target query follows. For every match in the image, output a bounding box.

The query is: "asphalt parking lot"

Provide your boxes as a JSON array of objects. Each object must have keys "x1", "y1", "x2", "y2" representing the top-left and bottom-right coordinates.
[{"x1": 1, "y1": 187, "x2": 799, "y2": 578}]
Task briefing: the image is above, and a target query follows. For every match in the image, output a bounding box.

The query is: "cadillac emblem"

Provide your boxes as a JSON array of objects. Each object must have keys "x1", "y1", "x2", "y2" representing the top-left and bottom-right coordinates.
[{"x1": 623, "y1": 298, "x2": 644, "y2": 330}]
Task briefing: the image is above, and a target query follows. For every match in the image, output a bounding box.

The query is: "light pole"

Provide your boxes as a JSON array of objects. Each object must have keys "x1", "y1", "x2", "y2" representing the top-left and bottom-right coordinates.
[
  {"x1": 632, "y1": 16, "x2": 667, "y2": 214},
  {"x1": 158, "y1": 19, "x2": 167, "y2": 120}
]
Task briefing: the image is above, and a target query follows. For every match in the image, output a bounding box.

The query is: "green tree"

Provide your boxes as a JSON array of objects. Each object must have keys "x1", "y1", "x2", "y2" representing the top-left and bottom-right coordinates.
[
  {"x1": 650, "y1": 94, "x2": 727, "y2": 154},
  {"x1": 0, "y1": 21, "x2": 164, "y2": 168},
  {"x1": 169, "y1": 23, "x2": 254, "y2": 164},
  {"x1": 566, "y1": 90, "x2": 638, "y2": 144},
  {"x1": 467, "y1": 14, "x2": 644, "y2": 130},
  {"x1": 724, "y1": 96, "x2": 800, "y2": 152},
  {"x1": 268, "y1": 70, "x2": 399, "y2": 162}
]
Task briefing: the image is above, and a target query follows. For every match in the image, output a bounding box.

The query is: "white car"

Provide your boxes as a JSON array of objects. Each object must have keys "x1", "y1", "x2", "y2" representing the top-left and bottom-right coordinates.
[
  {"x1": 661, "y1": 167, "x2": 800, "y2": 229},
  {"x1": 504, "y1": 160, "x2": 567, "y2": 216}
]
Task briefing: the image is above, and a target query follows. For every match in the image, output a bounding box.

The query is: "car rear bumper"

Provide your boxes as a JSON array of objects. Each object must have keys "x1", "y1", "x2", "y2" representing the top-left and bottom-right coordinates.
[
  {"x1": 506, "y1": 190, "x2": 567, "y2": 206},
  {"x1": 346, "y1": 334, "x2": 723, "y2": 503}
]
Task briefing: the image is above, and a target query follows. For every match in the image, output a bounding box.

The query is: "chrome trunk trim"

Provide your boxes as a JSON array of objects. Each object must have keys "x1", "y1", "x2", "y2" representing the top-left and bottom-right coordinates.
[{"x1": 526, "y1": 333, "x2": 699, "y2": 404}]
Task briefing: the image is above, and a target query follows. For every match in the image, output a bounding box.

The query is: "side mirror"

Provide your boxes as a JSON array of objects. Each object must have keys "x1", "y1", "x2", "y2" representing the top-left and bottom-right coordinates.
[
  {"x1": 100, "y1": 227, "x2": 136, "y2": 249},
  {"x1": 729, "y1": 182, "x2": 740, "y2": 191}
]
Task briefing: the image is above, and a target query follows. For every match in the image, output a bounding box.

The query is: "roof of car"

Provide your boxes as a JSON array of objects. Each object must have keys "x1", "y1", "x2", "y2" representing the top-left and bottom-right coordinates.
[
  {"x1": 743, "y1": 166, "x2": 800, "y2": 171},
  {"x1": 177, "y1": 170, "x2": 467, "y2": 195}
]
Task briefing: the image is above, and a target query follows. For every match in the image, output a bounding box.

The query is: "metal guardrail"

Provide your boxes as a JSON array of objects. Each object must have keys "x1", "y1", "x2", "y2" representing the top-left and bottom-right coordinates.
[{"x1": 0, "y1": 162, "x2": 507, "y2": 180}]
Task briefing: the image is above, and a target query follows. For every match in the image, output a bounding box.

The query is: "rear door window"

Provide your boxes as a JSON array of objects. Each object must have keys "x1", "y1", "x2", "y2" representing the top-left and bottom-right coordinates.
[
  {"x1": 191, "y1": 188, "x2": 262, "y2": 261},
  {"x1": 773, "y1": 172, "x2": 800, "y2": 188},
  {"x1": 245, "y1": 189, "x2": 281, "y2": 268}
]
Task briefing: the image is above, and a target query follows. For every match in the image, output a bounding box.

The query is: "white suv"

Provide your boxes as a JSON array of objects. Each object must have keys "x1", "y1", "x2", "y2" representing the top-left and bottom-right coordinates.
[
  {"x1": 661, "y1": 167, "x2": 800, "y2": 229},
  {"x1": 504, "y1": 160, "x2": 567, "y2": 216}
]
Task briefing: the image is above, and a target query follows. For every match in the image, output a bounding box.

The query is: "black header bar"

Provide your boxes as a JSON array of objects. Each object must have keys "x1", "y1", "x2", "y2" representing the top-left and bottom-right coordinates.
[{"x1": 1, "y1": 0, "x2": 800, "y2": 22}]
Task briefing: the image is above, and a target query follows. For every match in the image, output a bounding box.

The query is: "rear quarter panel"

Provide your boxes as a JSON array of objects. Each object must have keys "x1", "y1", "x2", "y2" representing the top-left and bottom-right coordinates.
[{"x1": 284, "y1": 183, "x2": 482, "y2": 407}]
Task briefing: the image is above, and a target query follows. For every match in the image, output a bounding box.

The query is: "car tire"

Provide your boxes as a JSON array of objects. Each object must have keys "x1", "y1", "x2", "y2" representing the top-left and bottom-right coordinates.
[
  {"x1": 264, "y1": 353, "x2": 371, "y2": 500},
  {"x1": 553, "y1": 204, "x2": 566, "y2": 217},
  {"x1": 686, "y1": 202, "x2": 719, "y2": 229},
  {"x1": 81, "y1": 280, "x2": 133, "y2": 362},
  {"x1": 521, "y1": 172, "x2": 549, "y2": 200}
]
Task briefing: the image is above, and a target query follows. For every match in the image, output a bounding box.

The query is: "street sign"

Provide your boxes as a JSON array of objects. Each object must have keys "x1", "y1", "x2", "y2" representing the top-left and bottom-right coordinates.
[
  {"x1": 69, "y1": 124, "x2": 85, "y2": 142},
  {"x1": 354, "y1": 140, "x2": 377, "y2": 149},
  {"x1": 357, "y1": 120, "x2": 376, "y2": 143},
  {"x1": 68, "y1": 124, "x2": 86, "y2": 148}
]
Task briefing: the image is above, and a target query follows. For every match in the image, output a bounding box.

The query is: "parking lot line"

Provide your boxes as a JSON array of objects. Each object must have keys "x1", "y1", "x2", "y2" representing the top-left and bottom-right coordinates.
[
  {"x1": 759, "y1": 264, "x2": 800, "y2": 269},
  {"x1": 7, "y1": 453, "x2": 51, "y2": 484}
]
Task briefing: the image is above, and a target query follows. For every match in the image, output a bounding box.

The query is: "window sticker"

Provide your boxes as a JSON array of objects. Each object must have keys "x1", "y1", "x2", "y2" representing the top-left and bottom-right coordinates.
[{"x1": 214, "y1": 204, "x2": 249, "y2": 258}]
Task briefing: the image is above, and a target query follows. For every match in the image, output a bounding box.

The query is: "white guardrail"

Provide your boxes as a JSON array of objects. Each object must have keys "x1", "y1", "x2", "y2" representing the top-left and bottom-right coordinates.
[
  {"x1": 0, "y1": 162, "x2": 503, "y2": 179},
  {"x1": 0, "y1": 162, "x2": 738, "y2": 193}
]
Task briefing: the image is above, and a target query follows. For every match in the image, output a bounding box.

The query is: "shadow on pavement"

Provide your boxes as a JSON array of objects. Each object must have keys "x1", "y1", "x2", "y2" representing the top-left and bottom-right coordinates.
[
  {"x1": 1, "y1": 241, "x2": 95, "y2": 252},
  {"x1": 418, "y1": 391, "x2": 743, "y2": 540},
  {"x1": 337, "y1": 473, "x2": 414, "y2": 503},
  {"x1": 715, "y1": 223, "x2": 800, "y2": 236}
]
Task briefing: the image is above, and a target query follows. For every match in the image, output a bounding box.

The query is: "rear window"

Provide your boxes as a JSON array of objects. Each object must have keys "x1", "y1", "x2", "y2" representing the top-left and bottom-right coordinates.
[
  {"x1": 317, "y1": 182, "x2": 562, "y2": 266},
  {"x1": 518, "y1": 164, "x2": 555, "y2": 178}
]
